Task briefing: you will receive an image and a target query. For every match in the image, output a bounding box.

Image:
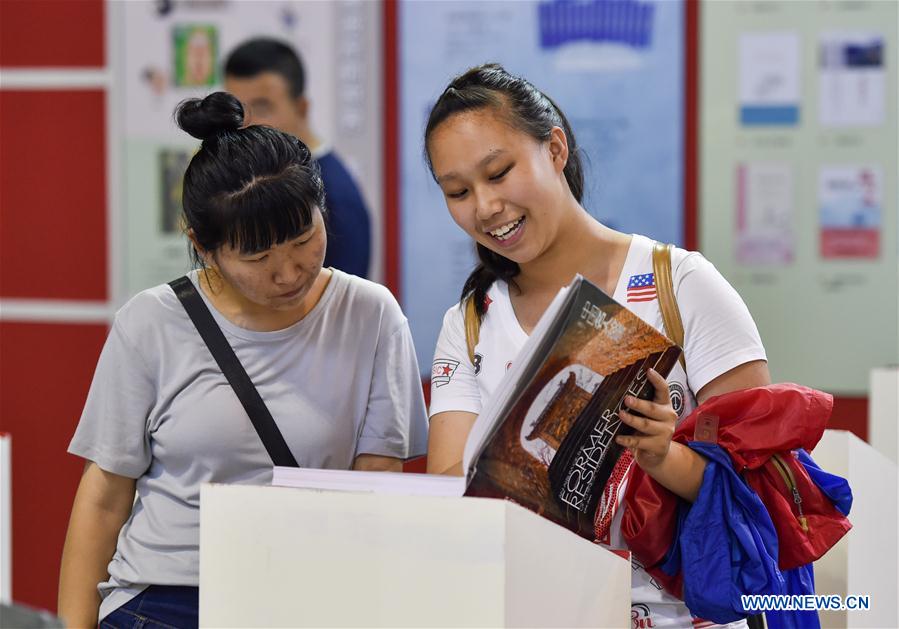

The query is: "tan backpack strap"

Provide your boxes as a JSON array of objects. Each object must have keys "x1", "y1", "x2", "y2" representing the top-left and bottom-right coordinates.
[
  {"x1": 652, "y1": 242, "x2": 686, "y2": 371},
  {"x1": 463, "y1": 296, "x2": 480, "y2": 365}
]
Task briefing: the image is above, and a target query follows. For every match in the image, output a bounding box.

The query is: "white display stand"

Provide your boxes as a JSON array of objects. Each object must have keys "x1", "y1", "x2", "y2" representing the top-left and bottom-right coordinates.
[
  {"x1": 0, "y1": 433, "x2": 10, "y2": 605},
  {"x1": 869, "y1": 366, "x2": 899, "y2": 464},
  {"x1": 200, "y1": 484, "x2": 630, "y2": 628},
  {"x1": 812, "y1": 429, "x2": 898, "y2": 628}
]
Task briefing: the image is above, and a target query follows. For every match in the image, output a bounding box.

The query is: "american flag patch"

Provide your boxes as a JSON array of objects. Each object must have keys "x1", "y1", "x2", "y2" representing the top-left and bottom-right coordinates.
[
  {"x1": 432, "y1": 358, "x2": 460, "y2": 388},
  {"x1": 626, "y1": 273, "x2": 656, "y2": 302}
]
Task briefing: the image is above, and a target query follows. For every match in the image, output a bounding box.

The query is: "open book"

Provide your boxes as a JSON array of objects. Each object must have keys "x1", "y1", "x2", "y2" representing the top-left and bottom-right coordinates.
[{"x1": 273, "y1": 275, "x2": 681, "y2": 540}]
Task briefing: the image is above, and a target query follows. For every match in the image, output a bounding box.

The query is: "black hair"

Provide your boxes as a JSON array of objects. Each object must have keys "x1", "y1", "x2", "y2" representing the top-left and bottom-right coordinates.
[
  {"x1": 223, "y1": 38, "x2": 306, "y2": 98},
  {"x1": 423, "y1": 63, "x2": 585, "y2": 320},
  {"x1": 174, "y1": 91, "x2": 325, "y2": 265}
]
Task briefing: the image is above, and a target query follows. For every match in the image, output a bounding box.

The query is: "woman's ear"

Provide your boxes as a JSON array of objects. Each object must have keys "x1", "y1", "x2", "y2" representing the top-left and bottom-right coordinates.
[
  {"x1": 187, "y1": 229, "x2": 214, "y2": 267},
  {"x1": 548, "y1": 126, "x2": 569, "y2": 174}
]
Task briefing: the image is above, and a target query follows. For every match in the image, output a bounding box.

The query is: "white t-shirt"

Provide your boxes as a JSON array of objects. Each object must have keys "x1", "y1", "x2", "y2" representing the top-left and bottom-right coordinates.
[
  {"x1": 429, "y1": 234, "x2": 766, "y2": 628},
  {"x1": 70, "y1": 269, "x2": 429, "y2": 620}
]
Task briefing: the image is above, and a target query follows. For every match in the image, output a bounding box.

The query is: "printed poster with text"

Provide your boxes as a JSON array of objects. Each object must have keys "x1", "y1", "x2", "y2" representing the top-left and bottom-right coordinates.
[
  {"x1": 738, "y1": 31, "x2": 800, "y2": 127},
  {"x1": 736, "y1": 163, "x2": 794, "y2": 266},
  {"x1": 819, "y1": 165, "x2": 882, "y2": 259},
  {"x1": 819, "y1": 32, "x2": 885, "y2": 128}
]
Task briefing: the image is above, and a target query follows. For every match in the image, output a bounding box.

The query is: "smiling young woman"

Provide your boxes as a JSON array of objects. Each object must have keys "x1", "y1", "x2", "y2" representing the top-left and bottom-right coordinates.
[
  {"x1": 423, "y1": 64, "x2": 770, "y2": 629},
  {"x1": 57, "y1": 92, "x2": 428, "y2": 629}
]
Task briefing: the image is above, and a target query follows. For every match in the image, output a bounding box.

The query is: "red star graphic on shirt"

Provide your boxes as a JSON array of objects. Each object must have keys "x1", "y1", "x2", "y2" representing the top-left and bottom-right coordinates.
[
  {"x1": 440, "y1": 365, "x2": 452, "y2": 376},
  {"x1": 483, "y1": 294, "x2": 493, "y2": 312}
]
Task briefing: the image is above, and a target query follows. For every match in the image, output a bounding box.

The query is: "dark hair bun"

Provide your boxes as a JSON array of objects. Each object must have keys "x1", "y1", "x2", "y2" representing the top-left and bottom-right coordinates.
[{"x1": 175, "y1": 92, "x2": 244, "y2": 141}]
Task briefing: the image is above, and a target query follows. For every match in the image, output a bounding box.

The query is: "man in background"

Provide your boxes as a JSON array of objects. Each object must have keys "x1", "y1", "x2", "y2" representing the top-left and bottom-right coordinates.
[{"x1": 224, "y1": 38, "x2": 371, "y2": 278}]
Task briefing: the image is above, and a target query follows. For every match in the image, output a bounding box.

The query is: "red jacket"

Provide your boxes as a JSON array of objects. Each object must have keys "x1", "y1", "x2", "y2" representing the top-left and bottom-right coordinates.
[{"x1": 618, "y1": 383, "x2": 848, "y2": 597}]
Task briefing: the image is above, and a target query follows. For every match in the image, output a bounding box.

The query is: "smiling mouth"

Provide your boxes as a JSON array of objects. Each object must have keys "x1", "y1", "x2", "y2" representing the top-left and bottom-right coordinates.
[{"x1": 487, "y1": 217, "x2": 525, "y2": 241}]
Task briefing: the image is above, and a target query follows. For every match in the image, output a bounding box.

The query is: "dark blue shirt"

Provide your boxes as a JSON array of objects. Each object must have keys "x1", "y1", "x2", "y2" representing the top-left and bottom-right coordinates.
[{"x1": 317, "y1": 151, "x2": 371, "y2": 278}]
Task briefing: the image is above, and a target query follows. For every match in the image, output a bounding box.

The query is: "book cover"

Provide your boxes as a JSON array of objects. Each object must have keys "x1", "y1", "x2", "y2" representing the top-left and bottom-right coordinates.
[{"x1": 463, "y1": 277, "x2": 681, "y2": 540}]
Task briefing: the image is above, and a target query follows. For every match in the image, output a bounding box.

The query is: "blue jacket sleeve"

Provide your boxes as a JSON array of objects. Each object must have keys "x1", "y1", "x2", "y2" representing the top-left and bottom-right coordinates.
[
  {"x1": 797, "y1": 449, "x2": 853, "y2": 516},
  {"x1": 765, "y1": 564, "x2": 820, "y2": 629},
  {"x1": 664, "y1": 442, "x2": 786, "y2": 624}
]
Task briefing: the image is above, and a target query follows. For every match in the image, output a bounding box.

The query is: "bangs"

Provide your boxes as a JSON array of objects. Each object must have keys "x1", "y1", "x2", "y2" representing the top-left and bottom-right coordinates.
[{"x1": 214, "y1": 169, "x2": 322, "y2": 255}]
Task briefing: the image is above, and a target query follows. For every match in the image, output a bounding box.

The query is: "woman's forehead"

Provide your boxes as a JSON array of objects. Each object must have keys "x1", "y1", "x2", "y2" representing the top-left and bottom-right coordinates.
[
  {"x1": 433, "y1": 107, "x2": 517, "y2": 139},
  {"x1": 429, "y1": 110, "x2": 536, "y2": 171}
]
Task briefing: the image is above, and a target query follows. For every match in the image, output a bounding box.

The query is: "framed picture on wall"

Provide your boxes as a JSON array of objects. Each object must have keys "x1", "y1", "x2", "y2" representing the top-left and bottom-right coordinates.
[
  {"x1": 172, "y1": 24, "x2": 219, "y2": 87},
  {"x1": 158, "y1": 149, "x2": 192, "y2": 234}
]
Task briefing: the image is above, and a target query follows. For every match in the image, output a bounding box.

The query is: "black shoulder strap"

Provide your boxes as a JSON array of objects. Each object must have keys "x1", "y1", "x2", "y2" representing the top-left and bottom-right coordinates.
[{"x1": 168, "y1": 275, "x2": 299, "y2": 467}]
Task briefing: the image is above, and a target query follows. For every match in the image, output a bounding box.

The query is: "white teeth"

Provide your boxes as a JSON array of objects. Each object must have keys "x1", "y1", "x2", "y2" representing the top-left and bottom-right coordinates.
[{"x1": 489, "y1": 218, "x2": 523, "y2": 239}]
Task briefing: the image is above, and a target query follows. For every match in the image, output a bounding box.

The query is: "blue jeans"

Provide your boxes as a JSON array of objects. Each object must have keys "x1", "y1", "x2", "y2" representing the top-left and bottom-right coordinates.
[{"x1": 99, "y1": 585, "x2": 198, "y2": 629}]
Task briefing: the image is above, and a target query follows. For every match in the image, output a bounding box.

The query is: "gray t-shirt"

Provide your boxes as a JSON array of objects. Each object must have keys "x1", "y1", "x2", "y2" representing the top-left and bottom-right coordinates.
[{"x1": 69, "y1": 269, "x2": 428, "y2": 619}]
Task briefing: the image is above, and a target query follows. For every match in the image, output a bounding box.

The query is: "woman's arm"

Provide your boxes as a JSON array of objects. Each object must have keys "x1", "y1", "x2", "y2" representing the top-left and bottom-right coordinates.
[
  {"x1": 353, "y1": 311, "x2": 429, "y2": 468},
  {"x1": 426, "y1": 411, "x2": 478, "y2": 476},
  {"x1": 58, "y1": 462, "x2": 136, "y2": 629},
  {"x1": 618, "y1": 362, "x2": 771, "y2": 502},
  {"x1": 696, "y1": 359, "x2": 770, "y2": 405},
  {"x1": 353, "y1": 454, "x2": 404, "y2": 472}
]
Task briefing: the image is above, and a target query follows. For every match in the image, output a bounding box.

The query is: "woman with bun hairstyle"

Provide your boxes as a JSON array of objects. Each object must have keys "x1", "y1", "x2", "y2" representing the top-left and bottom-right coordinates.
[
  {"x1": 58, "y1": 92, "x2": 427, "y2": 627},
  {"x1": 425, "y1": 64, "x2": 770, "y2": 627}
]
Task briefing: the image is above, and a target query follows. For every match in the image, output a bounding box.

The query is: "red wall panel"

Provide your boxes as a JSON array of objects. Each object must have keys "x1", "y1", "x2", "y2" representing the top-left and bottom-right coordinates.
[
  {"x1": 0, "y1": 90, "x2": 107, "y2": 300},
  {"x1": 0, "y1": 0, "x2": 104, "y2": 68},
  {"x1": 684, "y1": 0, "x2": 699, "y2": 250},
  {"x1": 0, "y1": 321, "x2": 108, "y2": 612},
  {"x1": 829, "y1": 395, "x2": 868, "y2": 442}
]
